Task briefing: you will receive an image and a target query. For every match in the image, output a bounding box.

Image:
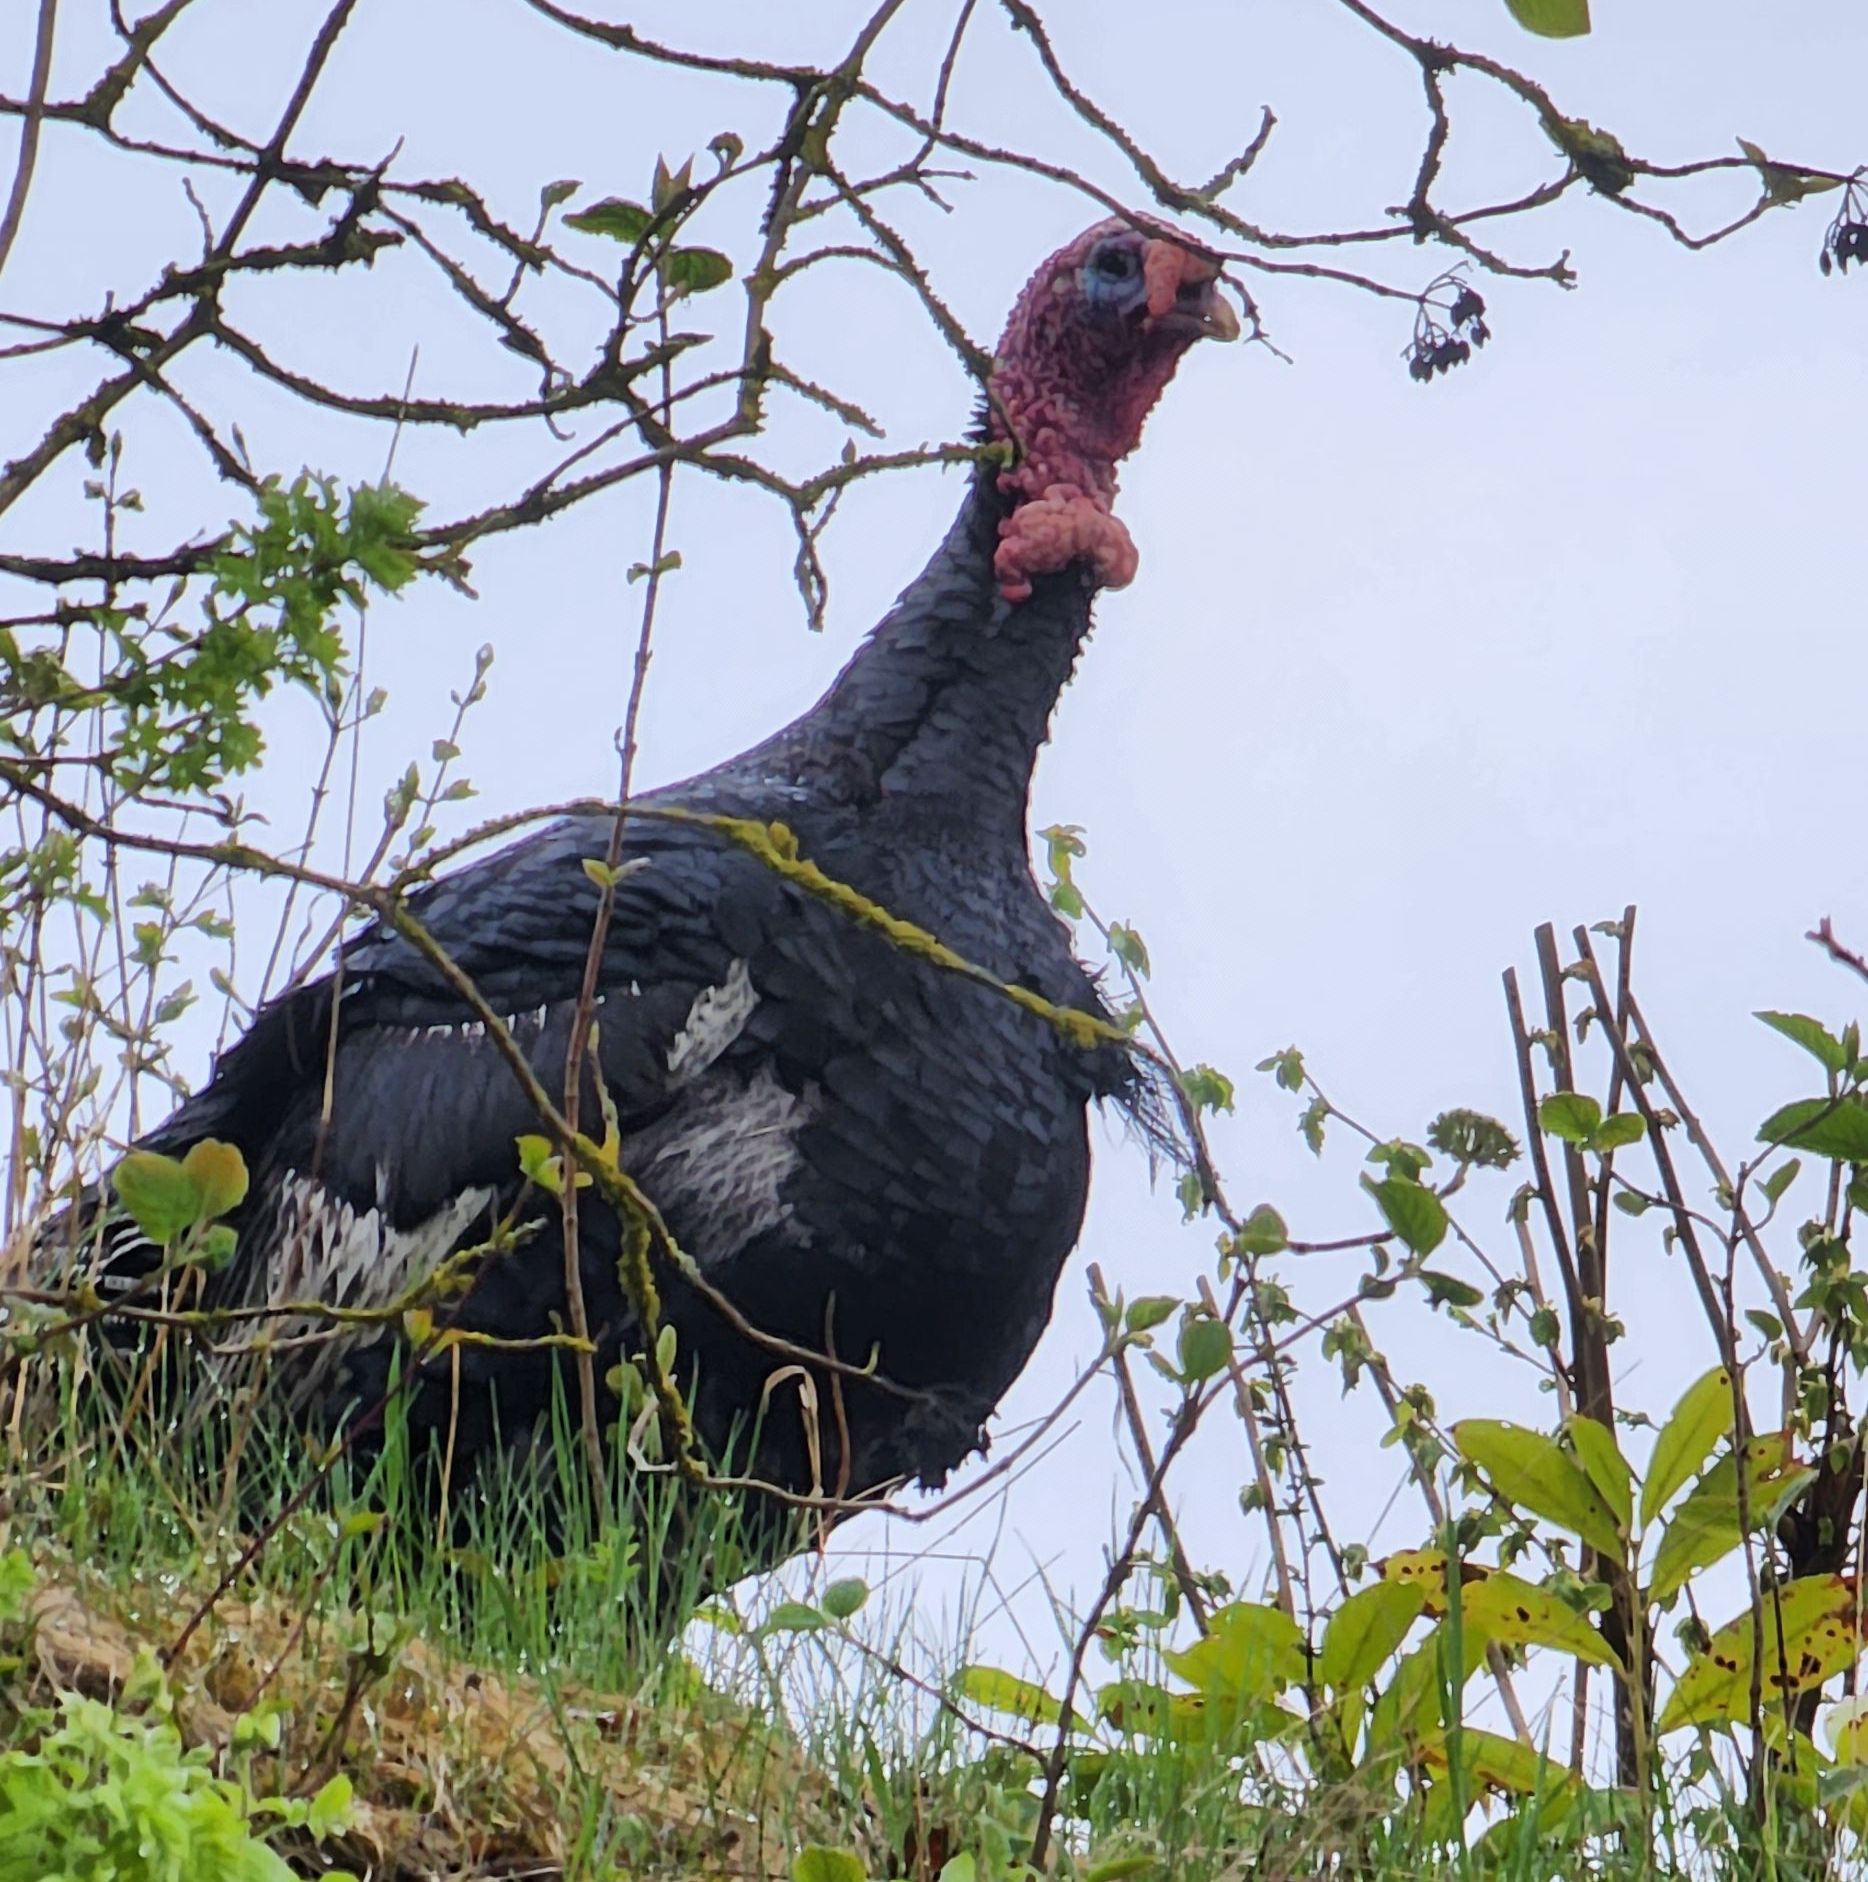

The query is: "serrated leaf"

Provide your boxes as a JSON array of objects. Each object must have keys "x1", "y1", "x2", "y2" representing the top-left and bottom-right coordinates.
[
  {"x1": 1454, "y1": 1419, "x2": 1624, "y2": 1558},
  {"x1": 181, "y1": 1138, "x2": 248, "y2": 1219},
  {"x1": 1367, "y1": 1175, "x2": 1448, "y2": 1256},
  {"x1": 1539, "y1": 1093, "x2": 1601, "y2": 1146},
  {"x1": 1642, "y1": 1366, "x2": 1738, "y2": 1527},
  {"x1": 112, "y1": 1150, "x2": 201, "y2": 1244},
  {"x1": 1320, "y1": 1580, "x2": 1426, "y2": 1691},
  {"x1": 1758, "y1": 1098, "x2": 1868, "y2": 1163},
  {"x1": 1657, "y1": 1575, "x2": 1861, "y2": 1732},
  {"x1": 1502, "y1": 0, "x2": 1589, "y2": 37},
  {"x1": 1757, "y1": 1010, "x2": 1850, "y2": 1073},
  {"x1": 564, "y1": 197, "x2": 655, "y2": 243},
  {"x1": 954, "y1": 1663, "x2": 1063, "y2": 1724}
]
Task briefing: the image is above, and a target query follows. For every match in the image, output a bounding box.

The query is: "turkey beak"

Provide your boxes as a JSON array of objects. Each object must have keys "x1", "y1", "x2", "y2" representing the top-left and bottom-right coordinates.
[
  {"x1": 1143, "y1": 243, "x2": 1240, "y2": 343},
  {"x1": 1189, "y1": 286, "x2": 1240, "y2": 343}
]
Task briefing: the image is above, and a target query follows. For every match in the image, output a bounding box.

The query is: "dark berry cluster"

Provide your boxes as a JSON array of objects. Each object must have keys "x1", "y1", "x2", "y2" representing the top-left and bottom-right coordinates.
[
  {"x1": 1405, "y1": 278, "x2": 1490, "y2": 383},
  {"x1": 1821, "y1": 178, "x2": 1868, "y2": 276}
]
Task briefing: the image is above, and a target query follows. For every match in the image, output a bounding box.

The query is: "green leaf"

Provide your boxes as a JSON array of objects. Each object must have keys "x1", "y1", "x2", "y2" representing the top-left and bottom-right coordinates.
[
  {"x1": 1758, "y1": 1097, "x2": 1868, "y2": 1163},
  {"x1": 1756, "y1": 1010, "x2": 1850, "y2": 1073},
  {"x1": 1107, "y1": 922, "x2": 1151, "y2": 979},
  {"x1": 1547, "y1": 114, "x2": 1634, "y2": 193},
  {"x1": 181, "y1": 1138, "x2": 248, "y2": 1219},
  {"x1": 1084, "y1": 1858, "x2": 1156, "y2": 1882},
  {"x1": 1419, "y1": 1270, "x2": 1483, "y2": 1311},
  {"x1": 1591, "y1": 1112, "x2": 1647, "y2": 1153},
  {"x1": 1760, "y1": 1158, "x2": 1803, "y2": 1207},
  {"x1": 1178, "y1": 1063, "x2": 1234, "y2": 1114},
  {"x1": 1737, "y1": 143, "x2": 1844, "y2": 207},
  {"x1": 186, "y1": 1222, "x2": 239, "y2": 1272},
  {"x1": 663, "y1": 246, "x2": 734, "y2": 296},
  {"x1": 0, "y1": 1547, "x2": 34, "y2": 1623},
  {"x1": 1566, "y1": 1417, "x2": 1634, "y2": 1532},
  {"x1": 820, "y1": 1577, "x2": 868, "y2": 1620},
  {"x1": 1178, "y1": 1313, "x2": 1234, "y2": 1383},
  {"x1": 1650, "y1": 1433, "x2": 1812, "y2": 1602},
  {"x1": 792, "y1": 1848, "x2": 869, "y2": 1882},
  {"x1": 1641, "y1": 1366, "x2": 1738, "y2": 1527},
  {"x1": 1124, "y1": 1294, "x2": 1179, "y2": 1335},
  {"x1": 305, "y1": 1773, "x2": 354, "y2": 1839},
  {"x1": 564, "y1": 197, "x2": 655, "y2": 243},
  {"x1": 1320, "y1": 1580, "x2": 1427, "y2": 1692},
  {"x1": 1427, "y1": 1108, "x2": 1520, "y2": 1171},
  {"x1": 760, "y1": 1602, "x2": 827, "y2": 1636},
  {"x1": 516, "y1": 1133, "x2": 565, "y2": 1196},
  {"x1": 1502, "y1": 0, "x2": 1589, "y2": 37},
  {"x1": 1453, "y1": 1419, "x2": 1623, "y2": 1559},
  {"x1": 1539, "y1": 1093, "x2": 1601, "y2": 1146},
  {"x1": 112, "y1": 1149, "x2": 201, "y2": 1244},
  {"x1": 1367, "y1": 1175, "x2": 1448, "y2": 1256},
  {"x1": 1232, "y1": 1204, "x2": 1287, "y2": 1257},
  {"x1": 954, "y1": 1664, "x2": 1063, "y2": 1725},
  {"x1": 1165, "y1": 1601, "x2": 1305, "y2": 1703}
]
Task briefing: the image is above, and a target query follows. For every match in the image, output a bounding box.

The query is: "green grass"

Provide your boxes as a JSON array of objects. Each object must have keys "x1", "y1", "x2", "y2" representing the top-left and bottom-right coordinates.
[{"x1": 4, "y1": 1331, "x2": 1867, "y2": 1880}]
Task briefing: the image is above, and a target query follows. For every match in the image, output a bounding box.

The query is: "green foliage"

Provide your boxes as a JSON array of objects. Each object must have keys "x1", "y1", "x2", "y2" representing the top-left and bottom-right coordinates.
[
  {"x1": 80, "y1": 475, "x2": 418, "y2": 794},
  {"x1": 0, "y1": 1690, "x2": 354, "y2": 1882},
  {"x1": 1502, "y1": 0, "x2": 1590, "y2": 38}
]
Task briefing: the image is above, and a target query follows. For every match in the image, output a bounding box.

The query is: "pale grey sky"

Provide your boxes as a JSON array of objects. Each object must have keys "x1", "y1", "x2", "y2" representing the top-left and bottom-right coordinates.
[{"x1": 6, "y1": 0, "x2": 1868, "y2": 1700}]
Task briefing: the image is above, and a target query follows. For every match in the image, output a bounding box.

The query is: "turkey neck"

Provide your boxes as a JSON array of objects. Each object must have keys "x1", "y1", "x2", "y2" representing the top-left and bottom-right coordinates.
[{"x1": 766, "y1": 472, "x2": 1094, "y2": 841}]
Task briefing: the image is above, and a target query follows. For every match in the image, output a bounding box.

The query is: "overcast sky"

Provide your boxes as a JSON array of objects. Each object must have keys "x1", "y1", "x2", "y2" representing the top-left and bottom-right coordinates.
[{"x1": 7, "y1": 0, "x2": 1868, "y2": 1711}]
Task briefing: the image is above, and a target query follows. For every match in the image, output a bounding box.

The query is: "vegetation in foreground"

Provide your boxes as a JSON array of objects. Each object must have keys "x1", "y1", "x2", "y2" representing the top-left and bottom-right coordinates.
[{"x1": 6, "y1": 6, "x2": 1868, "y2": 1876}]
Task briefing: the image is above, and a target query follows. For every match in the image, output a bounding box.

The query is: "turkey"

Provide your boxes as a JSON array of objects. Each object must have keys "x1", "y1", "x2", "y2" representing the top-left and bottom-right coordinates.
[{"x1": 78, "y1": 216, "x2": 1238, "y2": 1540}]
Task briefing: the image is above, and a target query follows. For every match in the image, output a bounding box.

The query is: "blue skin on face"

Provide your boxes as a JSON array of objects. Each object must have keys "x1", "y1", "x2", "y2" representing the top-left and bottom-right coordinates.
[{"x1": 1079, "y1": 237, "x2": 1150, "y2": 320}]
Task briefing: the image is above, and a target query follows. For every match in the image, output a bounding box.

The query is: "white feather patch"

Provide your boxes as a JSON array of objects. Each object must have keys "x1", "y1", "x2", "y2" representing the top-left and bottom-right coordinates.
[
  {"x1": 635, "y1": 1062, "x2": 810, "y2": 1257},
  {"x1": 268, "y1": 1172, "x2": 495, "y2": 1318},
  {"x1": 666, "y1": 959, "x2": 757, "y2": 1085}
]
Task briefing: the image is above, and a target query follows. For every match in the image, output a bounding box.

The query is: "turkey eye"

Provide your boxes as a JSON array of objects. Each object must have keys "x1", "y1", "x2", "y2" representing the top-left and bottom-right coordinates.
[{"x1": 1092, "y1": 246, "x2": 1135, "y2": 280}]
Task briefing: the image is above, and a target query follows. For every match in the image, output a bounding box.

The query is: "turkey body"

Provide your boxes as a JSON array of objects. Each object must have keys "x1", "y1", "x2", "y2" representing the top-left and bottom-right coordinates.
[
  {"x1": 91, "y1": 214, "x2": 1237, "y2": 1547},
  {"x1": 130, "y1": 478, "x2": 1128, "y2": 1512}
]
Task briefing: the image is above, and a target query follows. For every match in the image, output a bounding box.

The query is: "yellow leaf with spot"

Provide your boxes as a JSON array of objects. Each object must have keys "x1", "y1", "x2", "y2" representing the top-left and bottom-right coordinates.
[{"x1": 1658, "y1": 1575, "x2": 1865, "y2": 1733}]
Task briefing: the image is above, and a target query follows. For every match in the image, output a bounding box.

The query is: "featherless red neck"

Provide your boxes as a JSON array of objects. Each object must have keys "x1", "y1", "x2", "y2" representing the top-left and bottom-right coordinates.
[{"x1": 986, "y1": 216, "x2": 1237, "y2": 603}]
